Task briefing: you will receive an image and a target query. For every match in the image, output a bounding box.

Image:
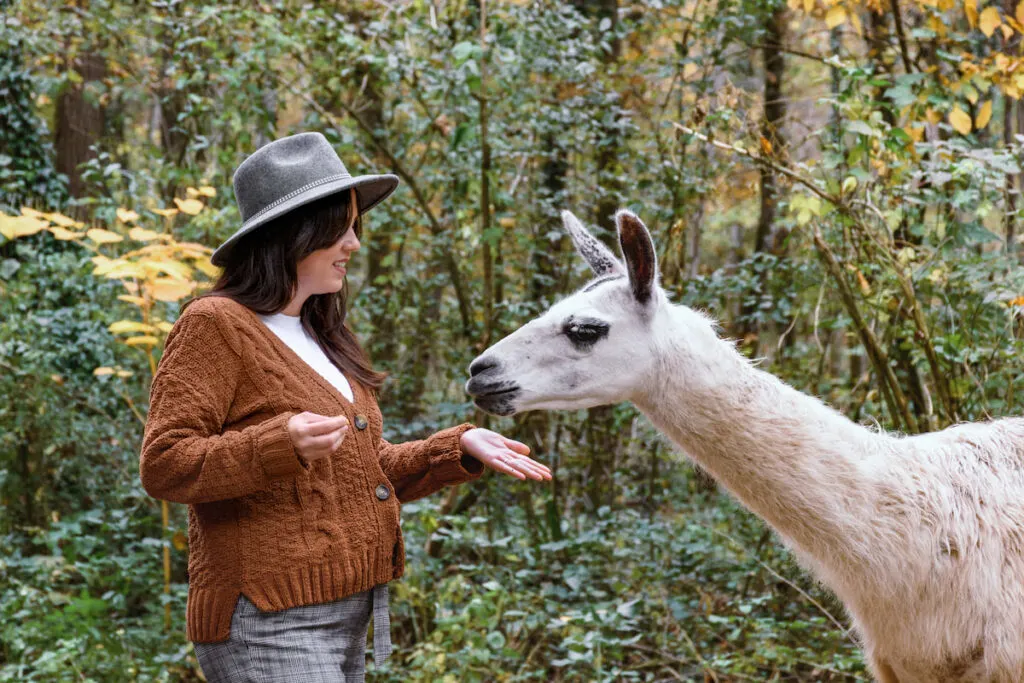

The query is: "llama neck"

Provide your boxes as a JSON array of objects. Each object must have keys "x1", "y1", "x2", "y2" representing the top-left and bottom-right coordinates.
[{"x1": 633, "y1": 307, "x2": 889, "y2": 569}]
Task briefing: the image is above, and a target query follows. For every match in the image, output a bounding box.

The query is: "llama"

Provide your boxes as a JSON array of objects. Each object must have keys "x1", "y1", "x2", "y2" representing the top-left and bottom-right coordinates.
[{"x1": 465, "y1": 209, "x2": 1024, "y2": 683}]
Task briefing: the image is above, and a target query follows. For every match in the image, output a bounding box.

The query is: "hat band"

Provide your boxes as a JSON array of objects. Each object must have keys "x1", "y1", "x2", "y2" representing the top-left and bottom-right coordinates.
[{"x1": 242, "y1": 172, "x2": 351, "y2": 227}]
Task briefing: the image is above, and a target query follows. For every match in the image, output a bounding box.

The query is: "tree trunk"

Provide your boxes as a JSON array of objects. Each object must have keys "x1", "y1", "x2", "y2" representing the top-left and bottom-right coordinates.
[
  {"x1": 740, "y1": 3, "x2": 787, "y2": 350},
  {"x1": 753, "y1": 6, "x2": 786, "y2": 255},
  {"x1": 55, "y1": 51, "x2": 106, "y2": 203}
]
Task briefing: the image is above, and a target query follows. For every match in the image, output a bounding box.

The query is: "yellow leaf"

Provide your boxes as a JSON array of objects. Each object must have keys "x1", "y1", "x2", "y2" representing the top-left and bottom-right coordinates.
[
  {"x1": 19, "y1": 207, "x2": 45, "y2": 219},
  {"x1": 966, "y1": 0, "x2": 979, "y2": 27},
  {"x1": 185, "y1": 187, "x2": 201, "y2": 198},
  {"x1": 683, "y1": 63, "x2": 699, "y2": 80},
  {"x1": 117, "y1": 208, "x2": 140, "y2": 223},
  {"x1": 147, "y1": 277, "x2": 195, "y2": 302},
  {"x1": 93, "y1": 367, "x2": 115, "y2": 376},
  {"x1": 124, "y1": 335, "x2": 160, "y2": 347},
  {"x1": 91, "y1": 256, "x2": 143, "y2": 279},
  {"x1": 826, "y1": 5, "x2": 847, "y2": 28},
  {"x1": 155, "y1": 321, "x2": 174, "y2": 333},
  {"x1": 43, "y1": 212, "x2": 81, "y2": 228},
  {"x1": 197, "y1": 185, "x2": 216, "y2": 197},
  {"x1": 116, "y1": 370, "x2": 134, "y2": 378},
  {"x1": 980, "y1": 6, "x2": 1001, "y2": 36},
  {"x1": 117, "y1": 295, "x2": 149, "y2": 306},
  {"x1": 128, "y1": 227, "x2": 163, "y2": 242},
  {"x1": 1002, "y1": 22, "x2": 1014, "y2": 38},
  {"x1": 109, "y1": 320, "x2": 158, "y2": 335},
  {"x1": 906, "y1": 124, "x2": 926, "y2": 142},
  {"x1": 175, "y1": 241, "x2": 213, "y2": 257},
  {"x1": 140, "y1": 259, "x2": 193, "y2": 280},
  {"x1": 949, "y1": 106, "x2": 973, "y2": 134},
  {"x1": 976, "y1": 100, "x2": 994, "y2": 129},
  {"x1": 803, "y1": 0, "x2": 814, "y2": 12},
  {"x1": 849, "y1": 10, "x2": 863, "y2": 35},
  {"x1": 173, "y1": 198, "x2": 204, "y2": 215},
  {"x1": 0, "y1": 214, "x2": 47, "y2": 240},
  {"x1": 172, "y1": 531, "x2": 188, "y2": 551},
  {"x1": 856, "y1": 270, "x2": 871, "y2": 296},
  {"x1": 1017, "y1": 0, "x2": 1024, "y2": 24},
  {"x1": 152, "y1": 208, "x2": 179, "y2": 218},
  {"x1": 86, "y1": 228, "x2": 124, "y2": 244},
  {"x1": 193, "y1": 257, "x2": 220, "y2": 278},
  {"x1": 47, "y1": 226, "x2": 85, "y2": 241}
]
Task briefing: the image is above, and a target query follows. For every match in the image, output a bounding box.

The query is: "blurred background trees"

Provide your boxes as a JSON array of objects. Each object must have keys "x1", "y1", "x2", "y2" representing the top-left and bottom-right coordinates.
[{"x1": 4, "y1": 0, "x2": 1024, "y2": 679}]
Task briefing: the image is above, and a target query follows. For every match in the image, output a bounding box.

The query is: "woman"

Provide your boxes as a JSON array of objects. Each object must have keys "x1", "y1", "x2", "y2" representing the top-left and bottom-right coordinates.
[{"x1": 139, "y1": 132, "x2": 550, "y2": 682}]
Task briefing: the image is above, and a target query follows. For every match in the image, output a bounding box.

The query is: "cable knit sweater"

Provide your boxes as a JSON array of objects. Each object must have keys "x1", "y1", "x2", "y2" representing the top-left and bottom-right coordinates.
[{"x1": 139, "y1": 295, "x2": 482, "y2": 643}]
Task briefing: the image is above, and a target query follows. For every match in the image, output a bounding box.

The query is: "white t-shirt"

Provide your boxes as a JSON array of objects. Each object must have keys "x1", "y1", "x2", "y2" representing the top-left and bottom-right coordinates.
[{"x1": 258, "y1": 312, "x2": 354, "y2": 403}]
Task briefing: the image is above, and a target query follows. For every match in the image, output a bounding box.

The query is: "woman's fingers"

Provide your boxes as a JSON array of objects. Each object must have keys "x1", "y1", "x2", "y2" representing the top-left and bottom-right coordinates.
[
  {"x1": 515, "y1": 458, "x2": 551, "y2": 480},
  {"x1": 505, "y1": 451, "x2": 550, "y2": 478},
  {"x1": 303, "y1": 414, "x2": 348, "y2": 436},
  {"x1": 494, "y1": 451, "x2": 550, "y2": 481},
  {"x1": 502, "y1": 438, "x2": 531, "y2": 456},
  {"x1": 492, "y1": 456, "x2": 527, "y2": 480}
]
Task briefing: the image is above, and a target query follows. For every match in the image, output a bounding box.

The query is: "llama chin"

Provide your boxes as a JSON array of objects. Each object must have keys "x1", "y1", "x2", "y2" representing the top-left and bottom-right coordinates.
[{"x1": 466, "y1": 208, "x2": 1024, "y2": 683}]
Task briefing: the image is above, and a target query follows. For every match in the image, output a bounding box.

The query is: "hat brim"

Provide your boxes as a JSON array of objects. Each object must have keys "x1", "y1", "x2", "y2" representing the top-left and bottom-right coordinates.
[{"x1": 211, "y1": 173, "x2": 399, "y2": 267}]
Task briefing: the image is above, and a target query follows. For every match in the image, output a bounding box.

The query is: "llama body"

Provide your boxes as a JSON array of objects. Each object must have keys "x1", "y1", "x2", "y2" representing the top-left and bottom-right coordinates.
[{"x1": 466, "y1": 209, "x2": 1024, "y2": 682}]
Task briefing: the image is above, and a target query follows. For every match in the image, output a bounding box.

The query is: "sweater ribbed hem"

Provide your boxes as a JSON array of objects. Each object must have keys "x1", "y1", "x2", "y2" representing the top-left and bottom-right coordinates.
[
  {"x1": 186, "y1": 550, "x2": 400, "y2": 643},
  {"x1": 254, "y1": 411, "x2": 304, "y2": 479}
]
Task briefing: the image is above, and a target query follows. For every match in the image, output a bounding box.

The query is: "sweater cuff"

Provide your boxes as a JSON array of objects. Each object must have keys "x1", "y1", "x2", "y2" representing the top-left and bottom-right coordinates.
[
  {"x1": 429, "y1": 423, "x2": 483, "y2": 486},
  {"x1": 254, "y1": 412, "x2": 305, "y2": 480}
]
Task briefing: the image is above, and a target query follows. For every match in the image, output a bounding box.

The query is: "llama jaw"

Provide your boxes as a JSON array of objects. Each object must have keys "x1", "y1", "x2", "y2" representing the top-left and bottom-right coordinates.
[{"x1": 465, "y1": 381, "x2": 521, "y2": 416}]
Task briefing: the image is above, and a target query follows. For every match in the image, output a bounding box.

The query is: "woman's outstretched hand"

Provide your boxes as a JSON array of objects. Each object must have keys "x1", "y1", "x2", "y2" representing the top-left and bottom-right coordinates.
[{"x1": 459, "y1": 428, "x2": 552, "y2": 481}]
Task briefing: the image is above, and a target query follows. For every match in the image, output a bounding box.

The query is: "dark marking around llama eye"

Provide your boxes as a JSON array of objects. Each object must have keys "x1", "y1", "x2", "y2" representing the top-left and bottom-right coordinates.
[{"x1": 562, "y1": 315, "x2": 610, "y2": 350}]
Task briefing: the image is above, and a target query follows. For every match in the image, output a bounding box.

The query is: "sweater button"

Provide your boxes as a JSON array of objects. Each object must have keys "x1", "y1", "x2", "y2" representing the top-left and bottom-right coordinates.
[
  {"x1": 375, "y1": 484, "x2": 390, "y2": 501},
  {"x1": 354, "y1": 414, "x2": 368, "y2": 430}
]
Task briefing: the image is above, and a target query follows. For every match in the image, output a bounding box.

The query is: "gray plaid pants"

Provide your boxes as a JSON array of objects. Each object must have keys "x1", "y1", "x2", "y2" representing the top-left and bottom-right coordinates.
[{"x1": 193, "y1": 585, "x2": 391, "y2": 683}]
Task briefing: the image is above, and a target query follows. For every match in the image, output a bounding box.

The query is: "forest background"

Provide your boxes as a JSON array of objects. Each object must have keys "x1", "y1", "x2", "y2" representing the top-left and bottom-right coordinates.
[{"x1": 3, "y1": 0, "x2": 1024, "y2": 680}]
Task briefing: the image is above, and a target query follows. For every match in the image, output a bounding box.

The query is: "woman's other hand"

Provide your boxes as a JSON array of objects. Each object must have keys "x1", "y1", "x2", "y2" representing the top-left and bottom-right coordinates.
[
  {"x1": 288, "y1": 412, "x2": 348, "y2": 464},
  {"x1": 459, "y1": 428, "x2": 552, "y2": 481}
]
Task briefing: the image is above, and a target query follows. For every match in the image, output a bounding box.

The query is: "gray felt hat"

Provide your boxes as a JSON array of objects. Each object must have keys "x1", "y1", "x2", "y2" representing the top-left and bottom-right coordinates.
[{"x1": 212, "y1": 132, "x2": 399, "y2": 266}]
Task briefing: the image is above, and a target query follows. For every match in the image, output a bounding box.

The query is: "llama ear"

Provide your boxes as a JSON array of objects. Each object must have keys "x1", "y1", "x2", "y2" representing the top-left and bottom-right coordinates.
[
  {"x1": 616, "y1": 210, "x2": 658, "y2": 306},
  {"x1": 561, "y1": 210, "x2": 624, "y2": 277}
]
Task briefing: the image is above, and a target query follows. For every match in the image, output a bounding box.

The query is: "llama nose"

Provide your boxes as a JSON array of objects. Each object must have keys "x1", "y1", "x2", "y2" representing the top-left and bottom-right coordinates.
[{"x1": 469, "y1": 356, "x2": 500, "y2": 378}]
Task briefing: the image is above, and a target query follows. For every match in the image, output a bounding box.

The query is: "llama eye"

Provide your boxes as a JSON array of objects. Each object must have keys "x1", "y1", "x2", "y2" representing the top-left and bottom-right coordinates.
[{"x1": 564, "y1": 321, "x2": 608, "y2": 346}]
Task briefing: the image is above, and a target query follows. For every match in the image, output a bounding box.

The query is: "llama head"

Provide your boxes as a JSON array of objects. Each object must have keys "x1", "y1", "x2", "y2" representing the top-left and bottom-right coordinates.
[{"x1": 466, "y1": 209, "x2": 666, "y2": 416}]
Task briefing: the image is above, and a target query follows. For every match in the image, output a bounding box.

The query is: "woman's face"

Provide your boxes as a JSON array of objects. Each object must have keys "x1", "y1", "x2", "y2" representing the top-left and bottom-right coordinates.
[{"x1": 295, "y1": 209, "x2": 361, "y2": 297}]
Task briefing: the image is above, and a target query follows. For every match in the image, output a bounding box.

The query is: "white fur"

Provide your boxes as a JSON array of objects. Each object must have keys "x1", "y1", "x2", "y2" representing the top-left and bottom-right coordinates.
[{"x1": 467, "y1": 210, "x2": 1024, "y2": 683}]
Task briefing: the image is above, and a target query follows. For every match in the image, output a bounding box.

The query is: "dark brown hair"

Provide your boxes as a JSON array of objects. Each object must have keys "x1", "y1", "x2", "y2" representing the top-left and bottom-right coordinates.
[{"x1": 200, "y1": 191, "x2": 386, "y2": 390}]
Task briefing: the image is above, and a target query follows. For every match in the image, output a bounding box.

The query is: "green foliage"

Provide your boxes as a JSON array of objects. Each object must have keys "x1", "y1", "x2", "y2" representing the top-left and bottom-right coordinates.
[{"x1": 0, "y1": 18, "x2": 66, "y2": 211}]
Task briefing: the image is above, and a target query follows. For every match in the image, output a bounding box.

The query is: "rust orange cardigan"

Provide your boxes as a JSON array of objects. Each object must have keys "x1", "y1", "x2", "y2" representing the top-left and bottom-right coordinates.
[{"x1": 139, "y1": 296, "x2": 481, "y2": 642}]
